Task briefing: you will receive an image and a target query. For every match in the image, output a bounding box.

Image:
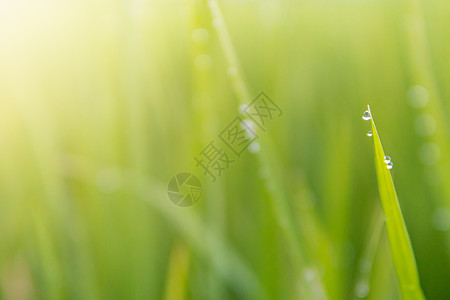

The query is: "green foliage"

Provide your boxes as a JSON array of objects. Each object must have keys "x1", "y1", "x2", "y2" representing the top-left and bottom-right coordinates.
[
  {"x1": 368, "y1": 106, "x2": 425, "y2": 300},
  {"x1": 0, "y1": 1, "x2": 449, "y2": 299}
]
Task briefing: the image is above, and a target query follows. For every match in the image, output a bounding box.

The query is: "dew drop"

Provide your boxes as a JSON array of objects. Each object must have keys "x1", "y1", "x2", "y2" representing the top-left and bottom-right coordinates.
[
  {"x1": 362, "y1": 110, "x2": 371, "y2": 121},
  {"x1": 239, "y1": 104, "x2": 249, "y2": 114},
  {"x1": 367, "y1": 131, "x2": 373, "y2": 137},
  {"x1": 354, "y1": 281, "x2": 370, "y2": 298},
  {"x1": 241, "y1": 119, "x2": 255, "y2": 131},
  {"x1": 192, "y1": 28, "x2": 209, "y2": 44},
  {"x1": 432, "y1": 208, "x2": 450, "y2": 231},
  {"x1": 303, "y1": 268, "x2": 315, "y2": 282},
  {"x1": 408, "y1": 85, "x2": 429, "y2": 108},
  {"x1": 241, "y1": 120, "x2": 257, "y2": 139},
  {"x1": 384, "y1": 156, "x2": 391, "y2": 164},
  {"x1": 387, "y1": 161, "x2": 394, "y2": 170},
  {"x1": 248, "y1": 142, "x2": 260, "y2": 153}
]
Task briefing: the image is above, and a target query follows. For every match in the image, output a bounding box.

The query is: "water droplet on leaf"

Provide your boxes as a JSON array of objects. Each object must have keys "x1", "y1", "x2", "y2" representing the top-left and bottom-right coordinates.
[
  {"x1": 248, "y1": 142, "x2": 260, "y2": 153},
  {"x1": 192, "y1": 28, "x2": 209, "y2": 44},
  {"x1": 367, "y1": 131, "x2": 373, "y2": 137},
  {"x1": 387, "y1": 161, "x2": 394, "y2": 170},
  {"x1": 239, "y1": 104, "x2": 249, "y2": 114},
  {"x1": 362, "y1": 111, "x2": 371, "y2": 121},
  {"x1": 408, "y1": 85, "x2": 429, "y2": 108},
  {"x1": 355, "y1": 281, "x2": 370, "y2": 298}
]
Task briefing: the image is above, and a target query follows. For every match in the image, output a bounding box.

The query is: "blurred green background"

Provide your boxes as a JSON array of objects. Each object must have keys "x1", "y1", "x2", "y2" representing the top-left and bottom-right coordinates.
[{"x1": 0, "y1": 0, "x2": 450, "y2": 299}]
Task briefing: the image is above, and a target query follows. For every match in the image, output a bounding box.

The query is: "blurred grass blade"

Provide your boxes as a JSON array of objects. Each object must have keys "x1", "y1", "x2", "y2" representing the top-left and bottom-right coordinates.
[
  {"x1": 134, "y1": 175, "x2": 268, "y2": 300},
  {"x1": 367, "y1": 105, "x2": 425, "y2": 300},
  {"x1": 164, "y1": 242, "x2": 190, "y2": 300}
]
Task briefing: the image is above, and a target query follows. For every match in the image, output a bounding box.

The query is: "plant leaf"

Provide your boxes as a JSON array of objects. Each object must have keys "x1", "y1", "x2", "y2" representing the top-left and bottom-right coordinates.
[{"x1": 367, "y1": 105, "x2": 426, "y2": 300}]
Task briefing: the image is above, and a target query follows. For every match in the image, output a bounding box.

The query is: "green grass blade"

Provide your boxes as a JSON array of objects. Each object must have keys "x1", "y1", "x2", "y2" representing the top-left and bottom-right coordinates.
[{"x1": 367, "y1": 105, "x2": 426, "y2": 300}]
